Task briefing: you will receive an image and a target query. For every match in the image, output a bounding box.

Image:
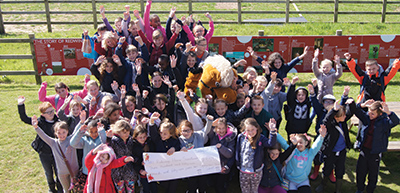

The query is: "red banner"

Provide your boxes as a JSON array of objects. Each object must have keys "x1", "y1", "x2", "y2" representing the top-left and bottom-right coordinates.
[{"x1": 34, "y1": 35, "x2": 400, "y2": 75}]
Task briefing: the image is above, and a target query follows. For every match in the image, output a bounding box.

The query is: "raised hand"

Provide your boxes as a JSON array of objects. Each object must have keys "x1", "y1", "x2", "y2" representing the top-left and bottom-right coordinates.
[
  {"x1": 333, "y1": 100, "x2": 341, "y2": 111},
  {"x1": 311, "y1": 78, "x2": 318, "y2": 87},
  {"x1": 270, "y1": 71, "x2": 277, "y2": 81},
  {"x1": 162, "y1": 75, "x2": 172, "y2": 87},
  {"x1": 90, "y1": 97, "x2": 97, "y2": 107},
  {"x1": 261, "y1": 60, "x2": 270, "y2": 74},
  {"x1": 307, "y1": 84, "x2": 314, "y2": 95},
  {"x1": 289, "y1": 134, "x2": 297, "y2": 145},
  {"x1": 79, "y1": 110, "x2": 86, "y2": 123},
  {"x1": 169, "y1": 7, "x2": 176, "y2": 18},
  {"x1": 233, "y1": 59, "x2": 247, "y2": 68},
  {"x1": 99, "y1": 5, "x2": 105, "y2": 19},
  {"x1": 111, "y1": 81, "x2": 119, "y2": 91},
  {"x1": 83, "y1": 30, "x2": 89, "y2": 36},
  {"x1": 177, "y1": 91, "x2": 186, "y2": 100},
  {"x1": 185, "y1": 42, "x2": 192, "y2": 52},
  {"x1": 79, "y1": 124, "x2": 88, "y2": 132},
  {"x1": 319, "y1": 124, "x2": 327, "y2": 137},
  {"x1": 344, "y1": 53, "x2": 351, "y2": 60},
  {"x1": 206, "y1": 115, "x2": 214, "y2": 120},
  {"x1": 150, "y1": 112, "x2": 160, "y2": 123},
  {"x1": 119, "y1": 36, "x2": 126, "y2": 44},
  {"x1": 334, "y1": 55, "x2": 341, "y2": 65},
  {"x1": 133, "y1": 9, "x2": 140, "y2": 19},
  {"x1": 132, "y1": 83, "x2": 140, "y2": 95},
  {"x1": 283, "y1": 77, "x2": 290, "y2": 87},
  {"x1": 123, "y1": 11, "x2": 129, "y2": 20},
  {"x1": 124, "y1": 156, "x2": 134, "y2": 162},
  {"x1": 314, "y1": 48, "x2": 319, "y2": 59},
  {"x1": 170, "y1": 55, "x2": 177, "y2": 68},
  {"x1": 95, "y1": 55, "x2": 106, "y2": 66},
  {"x1": 120, "y1": 85, "x2": 126, "y2": 97},
  {"x1": 343, "y1": 86, "x2": 350, "y2": 96},
  {"x1": 381, "y1": 102, "x2": 390, "y2": 114},
  {"x1": 299, "y1": 46, "x2": 310, "y2": 59},
  {"x1": 64, "y1": 95, "x2": 73, "y2": 105},
  {"x1": 268, "y1": 118, "x2": 277, "y2": 132},
  {"x1": 18, "y1": 96, "x2": 26, "y2": 105},
  {"x1": 291, "y1": 76, "x2": 299, "y2": 84},
  {"x1": 205, "y1": 12, "x2": 212, "y2": 20},
  {"x1": 125, "y1": 5, "x2": 130, "y2": 12},
  {"x1": 361, "y1": 99, "x2": 374, "y2": 108},
  {"x1": 31, "y1": 115, "x2": 38, "y2": 128},
  {"x1": 142, "y1": 90, "x2": 149, "y2": 99},
  {"x1": 134, "y1": 58, "x2": 142, "y2": 75}
]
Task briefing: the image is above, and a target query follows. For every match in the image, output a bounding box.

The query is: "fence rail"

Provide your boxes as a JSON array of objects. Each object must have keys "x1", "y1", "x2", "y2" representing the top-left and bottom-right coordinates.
[
  {"x1": 0, "y1": 0, "x2": 400, "y2": 33},
  {"x1": 0, "y1": 34, "x2": 42, "y2": 84}
]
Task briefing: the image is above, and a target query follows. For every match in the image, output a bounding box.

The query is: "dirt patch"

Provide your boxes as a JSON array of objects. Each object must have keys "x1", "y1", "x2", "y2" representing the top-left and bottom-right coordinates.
[{"x1": 215, "y1": 3, "x2": 237, "y2": 10}]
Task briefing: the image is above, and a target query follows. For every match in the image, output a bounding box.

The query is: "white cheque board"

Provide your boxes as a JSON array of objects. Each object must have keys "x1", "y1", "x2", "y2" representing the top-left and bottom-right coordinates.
[{"x1": 143, "y1": 146, "x2": 221, "y2": 182}]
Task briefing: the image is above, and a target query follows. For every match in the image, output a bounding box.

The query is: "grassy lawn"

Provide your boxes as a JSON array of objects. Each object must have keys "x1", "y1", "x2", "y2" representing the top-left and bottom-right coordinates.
[{"x1": 1, "y1": 1, "x2": 400, "y2": 192}]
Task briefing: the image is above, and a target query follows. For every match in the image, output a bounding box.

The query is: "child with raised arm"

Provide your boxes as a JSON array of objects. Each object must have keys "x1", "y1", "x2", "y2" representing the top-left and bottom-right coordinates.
[
  {"x1": 284, "y1": 76, "x2": 312, "y2": 137},
  {"x1": 99, "y1": 5, "x2": 124, "y2": 36},
  {"x1": 120, "y1": 84, "x2": 142, "y2": 120},
  {"x1": 83, "y1": 80, "x2": 121, "y2": 115},
  {"x1": 148, "y1": 113, "x2": 181, "y2": 193},
  {"x1": 254, "y1": 46, "x2": 310, "y2": 91},
  {"x1": 90, "y1": 55, "x2": 126, "y2": 94},
  {"x1": 345, "y1": 53, "x2": 400, "y2": 103},
  {"x1": 18, "y1": 97, "x2": 62, "y2": 193},
  {"x1": 57, "y1": 95, "x2": 83, "y2": 134},
  {"x1": 207, "y1": 118, "x2": 238, "y2": 193},
  {"x1": 178, "y1": 116, "x2": 213, "y2": 193},
  {"x1": 312, "y1": 49, "x2": 342, "y2": 102},
  {"x1": 84, "y1": 144, "x2": 134, "y2": 193},
  {"x1": 177, "y1": 91, "x2": 209, "y2": 131},
  {"x1": 277, "y1": 125, "x2": 327, "y2": 193},
  {"x1": 183, "y1": 12, "x2": 214, "y2": 50},
  {"x1": 38, "y1": 74, "x2": 90, "y2": 115},
  {"x1": 353, "y1": 100, "x2": 399, "y2": 193},
  {"x1": 166, "y1": 8, "x2": 189, "y2": 49},
  {"x1": 236, "y1": 118, "x2": 277, "y2": 193},
  {"x1": 209, "y1": 98, "x2": 250, "y2": 127},
  {"x1": 143, "y1": 0, "x2": 167, "y2": 42},
  {"x1": 264, "y1": 77, "x2": 289, "y2": 130},
  {"x1": 246, "y1": 95, "x2": 273, "y2": 136},
  {"x1": 32, "y1": 115, "x2": 82, "y2": 192},
  {"x1": 315, "y1": 97, "x2": 355, "y2": 193}
]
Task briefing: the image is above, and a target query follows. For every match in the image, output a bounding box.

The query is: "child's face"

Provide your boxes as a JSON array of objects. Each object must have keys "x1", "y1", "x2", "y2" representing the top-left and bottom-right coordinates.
[
  {"x1": 247, "y1": 71, "x2": 256, "y2": 83},
  {"x1": 128, "y1": 25, "x2": 138, "y2": 36},
  {"x1": 215, "y1": 103, "x2": 228, "y2": 117},
  {"x1": 151, "y1": 75, "x2": 163, "y2": 88},
  {"x1": 115, "y1": 21, "x2": 122, "y2": 32},
  {"x1": 215, "y1": 123, "x2": 227, "y2": 136},
  {"x1": 127, "y1": 51, "x2": 138, "y2": 61},
  {"x1": 296, "y1": 90, "x2": 307, "y2": 103},
  {"x1": 154, "y1": 37, "x2": 163, "y2": 47},
  {"x1": 71, "y1": 106, "x2": 82, "y2": 117},
  {"x1": 251, "y1": 99, "x2": 264, "y2": 114},
  {"x1": 245, "y1": 124, "x2": 258, "y2": 138},
  {"x1": 160, "y1": 127, "x2": 172, "y2": 141},
  {"x1": 196, "y1": 40, "x2": 207, "y2": 53},
  {"x1": 187, "y1": 56, "x2": 196, "y2": 68},
  {"x1": 117, "y1": 130, "x2": 130, "y2": 141},
  {"x1": 323, "y1": 99, "x2": 334, "y2": 110},
  {"x1": 88, "y1": 127, "x2": 99, "y2": 139},
  {"x1": 42, "y1": 107, "x2": 55, "y2": 121},
  {"x1": 255, "y1": 81, "x2": 267, "y2": 93},
  {"x1": 99, "y1": 153, "x2": 110, "y2": 164},
  {"x1": 335, "y1": 113, "x2": 346, "y2": 122},
  {"x1": 105, "y1": 63, "x2": 113, "y2": 73},
  {"x1": 109, "y1": 110, "x2": 120, "y2": 123},
  {"x1": 368, "y1": 109, "x2": 380, "y2": 120},
  {"x1": 193, "y1": 26, "x2": 205, "y2": 37},
  {"x1": 272, "y1": 85, "x2": 282, "y2": 94},
  {"x1": 296, "y1": 137, "x2": 308, "y2": 152},
  {"x1": 195, "y1": 103, "x2": 208, "y2": 116},
  {"x1": 136, "y1": 133, "x2": 148, "y2": 145},
  {"x1": 268, "y1": 149, "x2": 280, "y2": 161},
  {"x1": 366, "y1": 64, "x2": 379, "y2": 75},
  {"x1": 150, "y1": 16, "x2": 161, "y2": 28},
  {"x1": 155, "y1": 99, "x2": 166, "y2": 111},
  {"x1": 106, "y1": 38, "x2": 117, "y2": 48},
  {"x1": 56, "y1": 88, "x2": 68, "y2": 98},
  {"x1": 273, "y1": 59, "x2": 283, "y2": 69},
  {"x1": 126, "y1": 100, "x2": 136, "y2": 112},
  {"x1": 180, "y1": 125, "x2": 193, "y2": 139},
  {"x1": 321, "y1": 62, "x2": 332, "y2": 74},
  {"x1": 236, "y1": 98, "x2": 245, "y2": 108},
  {"x1": 56, "y1": 128, "x2": 68, "y2": 141},
  {"x1": 158, "y1": 58, "x2": 169, "y2": 70},
  {"x1": 89, "y1": 85, "x2": 99, "y2": 97}
]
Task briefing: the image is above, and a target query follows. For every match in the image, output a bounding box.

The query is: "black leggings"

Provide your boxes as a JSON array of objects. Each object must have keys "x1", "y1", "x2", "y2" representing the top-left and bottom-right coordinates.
[{"x1": 288, "y1": 185, "x2": 312, "y2": 193}]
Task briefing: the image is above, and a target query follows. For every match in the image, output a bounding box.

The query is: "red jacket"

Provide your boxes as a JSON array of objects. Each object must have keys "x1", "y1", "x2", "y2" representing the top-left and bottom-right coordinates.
[{"x1": 84, "y1": 149, "x2": 127, "y2": 193}]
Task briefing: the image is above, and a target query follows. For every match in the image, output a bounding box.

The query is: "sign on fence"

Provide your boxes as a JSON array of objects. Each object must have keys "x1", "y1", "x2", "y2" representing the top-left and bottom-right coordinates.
[
  {"x1": 143, "y1": 146, "x2": 221, "y2": 182},
  {"x1": 33, "y1": 38, "x2": 93, "y2": 76},
  {"x1": 33, "y1": 35, "x2": 400, "y2": 76}
]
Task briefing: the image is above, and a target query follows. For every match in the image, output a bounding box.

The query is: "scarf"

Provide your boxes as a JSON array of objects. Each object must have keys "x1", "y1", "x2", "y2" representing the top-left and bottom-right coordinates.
[{"x1": 86, "y1": 146, "x2": 116, "y2": 193}]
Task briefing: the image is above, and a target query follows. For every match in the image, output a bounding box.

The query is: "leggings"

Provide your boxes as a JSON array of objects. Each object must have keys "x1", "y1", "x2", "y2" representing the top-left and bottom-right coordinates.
[{"x1": 114, "y1": 180, "x2": 135, "y2": 193}]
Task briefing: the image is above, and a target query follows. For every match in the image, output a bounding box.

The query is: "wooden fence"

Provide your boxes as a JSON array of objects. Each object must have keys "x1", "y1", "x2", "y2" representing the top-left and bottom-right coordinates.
[
  {"x1": 0, "y1": 33, "x2": 42, "y2": 84},
  {"x1": 1, "y1": 0, "x2": 400, "y2": 34}
]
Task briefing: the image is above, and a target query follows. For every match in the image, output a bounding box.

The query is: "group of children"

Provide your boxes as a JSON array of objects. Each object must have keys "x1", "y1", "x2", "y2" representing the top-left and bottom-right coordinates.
[{"x1": 18, "y1": 2, "x2": 400, "y2": 193}]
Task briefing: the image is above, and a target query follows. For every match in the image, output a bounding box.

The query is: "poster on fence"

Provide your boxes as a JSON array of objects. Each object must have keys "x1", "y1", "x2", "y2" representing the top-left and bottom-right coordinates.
[
  {"x1": 33, "y1": 35, "x2": 400, "y2": 76},
  {"x1": 33, "y1": 38, "x2": 93, "y2": 76},
  {"x1": 143, "y1": 146, "x2": 221, "y2": 182}
]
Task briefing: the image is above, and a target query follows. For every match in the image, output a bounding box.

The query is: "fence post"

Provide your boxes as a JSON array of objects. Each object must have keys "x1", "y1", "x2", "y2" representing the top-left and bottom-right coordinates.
[
  {"x1": 92, "y1": 0, "x2": 97, "y2": 29},
  {"x1": 381, "y1": 0, "x2": 387, "y2": 23},
  {"x1": 0, "y1": 2, "x2": 5, "y2": 34},
  {"x1": 285, "y1": 0, "x2": 290, "y2": 23},
  {"x1": 140, "y1": 0, "x2": 144, "y2": 18},
  {"x1": 334, "y1": 0, "x2": 339, "y2": 23},
  {"x1": 188, "y1": 0, "x2": 192, "y2": 15},
  {"x1": 238, "y1": 0, "x2": 242, "y2": 24},
  {"x1": 29, "y1": 33, "x2": 42, "y2": 85},
  {"x1": 44, "y1": 0, "x2": 52, "y2": 32}
]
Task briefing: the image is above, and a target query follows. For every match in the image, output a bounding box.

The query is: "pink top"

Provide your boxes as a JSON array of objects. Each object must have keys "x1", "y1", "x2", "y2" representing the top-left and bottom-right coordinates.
[
  {"x1": 144, "y1": 0, "x2": 167, "y2": 43},
  {"x1": 38, "y1": 78, "x2": 90, "y2": 115},
  {"x1": 183, "y1": 20, "x2": 214, "y2": 50}
]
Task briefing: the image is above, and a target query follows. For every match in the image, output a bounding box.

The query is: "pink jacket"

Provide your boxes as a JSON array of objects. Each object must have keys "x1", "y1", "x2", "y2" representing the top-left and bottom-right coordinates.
[
  {"x1": 183, "y1": 20, "x2": 214, "y2": 50},
  {"x1": 144, "y1": 0, "x2": 167, "y2": 42}
]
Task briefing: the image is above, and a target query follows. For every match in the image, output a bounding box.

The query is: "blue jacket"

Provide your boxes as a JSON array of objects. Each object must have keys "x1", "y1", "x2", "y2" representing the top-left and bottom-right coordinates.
[
  {"x1": 236, "y1": 132, "x2": 276, "y2": 172},
  {"x1": 354, "y1": 103, "x2": 399, "y2": 154}
]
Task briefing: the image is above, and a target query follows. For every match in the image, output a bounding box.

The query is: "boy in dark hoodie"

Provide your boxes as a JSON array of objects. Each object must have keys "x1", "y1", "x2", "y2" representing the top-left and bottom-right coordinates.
[{"x1": 284, "y1": 76, "x2": 312, "y2": 138}]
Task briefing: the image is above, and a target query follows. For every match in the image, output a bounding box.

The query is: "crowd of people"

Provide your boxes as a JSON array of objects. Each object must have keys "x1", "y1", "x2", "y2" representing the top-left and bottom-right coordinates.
[{"x1": 18, "y1": 1, "x2": 400, "y2": 193}]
